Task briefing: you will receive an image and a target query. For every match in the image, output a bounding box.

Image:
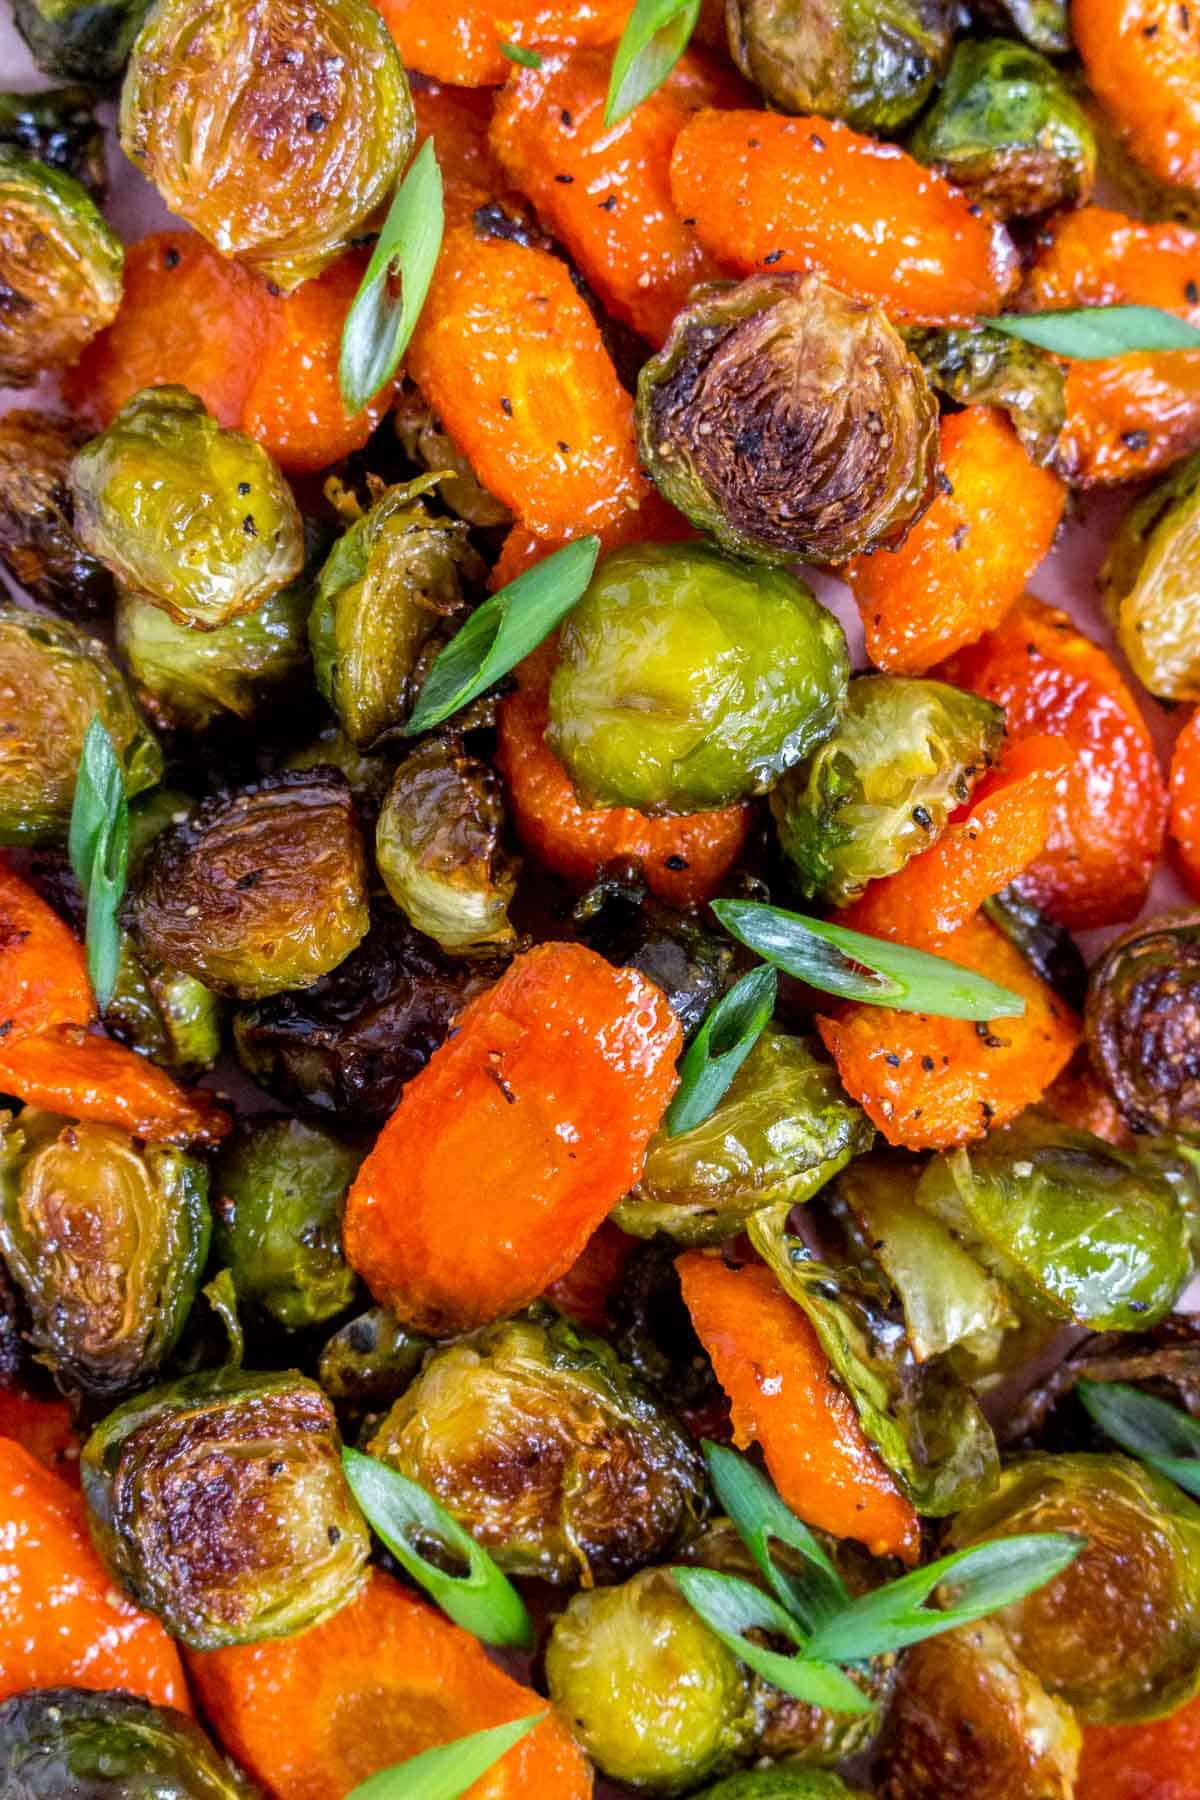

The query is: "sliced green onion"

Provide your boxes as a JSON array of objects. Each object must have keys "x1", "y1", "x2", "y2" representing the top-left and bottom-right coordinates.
[
  {"x1": 345, "y1": 1714, "x2": 544, "y2": 1800},
  {"x1": 990, "y1": 305, "x2": 1200, "y2": 359},
  {"x1": 498, "y1": 40, "x2": 543, "y2": 66},
  {"x1": 702, "y1": 1441, "x2": 848, "y2": 1633},
  {"x1": 664, "y1": 966, "x2": 777, "y2": 1138},
  {"x1": 67, "y1": 715, "x2": 128, "y2": 1013},
  {"x1": 604, "y1": 0, "x2": 701, "y2": 126},
  {"x1": 339, "y1": 138, "x2": 444, "y2": 417},
  {"x1": 1078, "y1": 1380, "x2": 1200, "y2": 1499}
]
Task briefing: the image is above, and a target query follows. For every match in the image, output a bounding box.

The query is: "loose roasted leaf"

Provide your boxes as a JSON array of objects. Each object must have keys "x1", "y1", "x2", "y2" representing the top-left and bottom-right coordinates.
[
  {"x1": 990, "y1": 306, "x2": 1200, "y2": 359},
  {"x1": 345, "y1": 1715, "x2": 544, "y2": 1800},
  {"x1": 339, "y1": 139, "x2": 444, "y2": 417},
  {"x1": 604, "y1": 0, "x2": 702, "y2": 126},
  {"x1": 703, "y1": 1440, "x2": 848, "y2": 1632},
  {"x1": 1078, "y1": 1379, "x2": 1200, "y2": 1499},
  {"x1": 67, "y1": 714, "x2": 128, "y2": 1012},
  {"x1": 664, "y1": 966, "x2": 777, "y2": 1137}
]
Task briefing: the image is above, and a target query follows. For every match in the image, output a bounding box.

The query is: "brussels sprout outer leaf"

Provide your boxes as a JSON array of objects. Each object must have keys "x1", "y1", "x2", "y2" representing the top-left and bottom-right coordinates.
[
  {"x1": 702, "y1": 1441, "x2": 849, "y2": 1631},
  {"x1": 670, "y1": 1567, "x2": 874, "y2": 1714},
  {"x1": 803, "y1": 1532, "x2": 1085, "y2": 1662},
  {"x1": 68, "y1": 715, "x2": 128, "y2": 1012},
  {"x1": 340, "y1": 139, "x2": 444, "y2": 418},
  {"x1": 200, "y1": 1268, "x2": 245, "y2": 1370},
  {"x1": 711, "y1": 900, "x2": 1026, "y2": 1020},
  {"x1": 604, "y1": 0, "x2": 701, "y2": 126},
  {"x1": 665, "y1": 966, "x2": 778, "y2": 1138},
  {"x1": 342, "y1": 1448, "x2": 533, "y2": 1650},
  {"x1": 498, "y1": 41, "x2": 542, "y2": 66},
  {"x1": 345, "y1": 1714, "x2": 544, "y2": 1800},
  {"x1": 990, "y1": 307, "x2": 1200, "y2": 358},
  {"x1": 1078, "y1": 1380, "x2": 1200, "y2": 1498},
  {"x1": 404, "y1": 535, "x2": 600, "y2": 735}
]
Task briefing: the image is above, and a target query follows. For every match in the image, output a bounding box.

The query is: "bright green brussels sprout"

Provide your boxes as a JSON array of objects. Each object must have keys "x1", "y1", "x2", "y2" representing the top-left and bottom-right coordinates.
[
  {"x1": 909, "y1": 39, "x2": 1095, "y2": 219},
  {"x1": 309, "y1": 477, "x2": 482, "y2": 749},
  {"x1": 1085, "y1": 911, "x2": 1200, "y2": 1135},
  {"x1": 770, "y1": 674, "x2": 1004, "y2": 906},
  {"x1": 375, "y1": 738, "x2": 518, "y2": 958},
  {"x1": 0, "y1": 1688, "x2": 261, "y2": 1798},
  {"x1": 71, "y1": 389, "x2": 304, "y2": 632},
  {"x1": 545, "y1": 1567, "x2": 757, "y2": 1794},
  {"x1": 576, "y1": 879, "x2": 736, "y2": 1043},
  {"x1": 548, "y1": 542, "x2": 849, "y2": 814},
  {"x1": 367, "y1": 1311, "x2": 704, "y2": 1584},
  {"x1": 0, "y1": 608, "x2": 161, "y2": 846},
  {"x1": 13, "y1": 0, "x2": 149, "y2": 81},
  {"x1": 0, "y1": 410, "x2": 114, "y2": 620},
  {"x1": 636, "y1": 275, "x2": 938, "y2": 568},
  {"x1": 0, "y1": 1109, "x2": 210, "y2": 1400},
  {"x1": 697, "y1": 1778, "x2": 868, "y2": 1800},
  {"x1": 318, "y1": 1306, "x2": 429, "y2": 1421},
  {"x1": 0, "y1": 148, "x2": 122, "y2": 387},
  {"x1": 81, "y1": 1366, "x2": 369, "y2": 1649},
  {"x1": 119, "y1": 0, "x2": 413, "y2": 292},
  {"x1": 1100, "y1": 452, "x2": 1200, "y2": 700},
  {"x1": 902, "y1": 325, "x2": 1067, "y2": 469},
  {"x1": 615, "y1": 1027, "x2": 873, "y2": 1246},
  {"x1": 213, "y1": 1116, "x2": 362, "y2": 1331},
  {"x1": 725, "y1": 0, "x2": 953, "y2": 130},
  {"x1": 0, "y1": 87, "x2": 106, "y2": 201},
  {"x1": 947, "y1": 1452, "x2": 1200, "y2": 1722},
  {"x1": 133, "y1": 769, "x2": 370, "y2": 1000},
  {"x1": 915, "y1": 1113, "x2": 1192, "y2": 1330}
]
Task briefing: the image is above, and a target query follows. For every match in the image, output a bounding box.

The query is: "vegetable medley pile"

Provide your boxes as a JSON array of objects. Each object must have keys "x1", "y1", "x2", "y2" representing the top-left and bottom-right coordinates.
[{"x1": 9, "y1": 0, "x2": 1200, "y2": 1795}]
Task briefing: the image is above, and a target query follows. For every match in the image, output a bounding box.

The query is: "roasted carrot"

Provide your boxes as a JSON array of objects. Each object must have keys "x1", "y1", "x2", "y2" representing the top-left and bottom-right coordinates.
[
  {"x1": 373, "y1": 0, "x2": 628, "y2": 85},
  {"x1": 0, "y1": 859, "x2": 92, "y2": 1042},
  {"x1": 0, "y1": 1025, "x2": 229, "y2": 1146},
  {"x1": 1168, "y1": 707, "x2": 1200, "y2": 902},
  {"x1": 186, "y1": 1569, "x2": 591, "y2": 1800},
  {"x1": 541, "y1": 1217, "x2": 637, "y2": 1334},
  {"x1": 1043, "y1": 1053, "x2": 1134, "y2": 1149},
  {"x1": 1074, "y1": 0, "x2": 1200, "y2": 190},
  {"x1": 0, "y1": 1391, "x2": 81, "y2": 1485},
  {"x1": 1076, "y1": 1692, "x2": 1200, "y2": 1800},
  {"x1": 412, "y1": 79, "x2": 507, "y2": 224},
  {"x1": 489, "y1": 488, "x2": 693, "y2": 590}
]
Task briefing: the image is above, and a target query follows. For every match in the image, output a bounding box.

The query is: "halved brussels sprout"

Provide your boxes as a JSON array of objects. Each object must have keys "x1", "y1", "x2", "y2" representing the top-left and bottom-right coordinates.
[
  {"x1": 544, "y1": 1567, "x2": 757, "y2": 1794},
  {"x1": 119, "y1": 0, "x2": 413, "y2": 291},
  {"x1": 1086, "y1": 912, "x2": 1200, "y2": 1134},
  {"x1": 947, "y1": 1453, "x2": 1200, "y2": 1722},
  {"x1": 770, "y1": 674, "x2": 1005, "y2": 906},
  {"x1": 726, "y1": 0, "x2": 954, "y2": 130},
  {"x1": 903, "y1": 326, "x2": 1067, "y2": 469},
  {"x1": 375, "y1": 739, "x2": 518, "y2": 957},
  {"x1": 615, "y1": 1028, "x2": 873, "y2": 1246},
  {"x1": 367, "y1": 1311, "x2": 704, "y2": 1585},
  {"x1": 909, "y1": 39, "x2": 1096, "y2": 218},
  {"x1": 610, "y1": 1242, "x2": 732, "y2": 1443},
  {"x1": 318, "y1": 1306, "x2": 429, "y2": 1421},
  {"x1": 698, "y1": 1777, "x2": 869, "y2": 1800},
  {"x1": 309, "y1": 477, "x2": 482, "y2": 750},
  {"x1": 0, "y1": 1109, "x2": 210, "y2": 1400},
  {"x1": 134, "y1": 769, "x2": 369, "y2": 1000},
  {"x1": 13, "y1": 0, "x2": 148, "y2": 80},
  {"x1": 0, "y1": 148, "x2": 122, "y2": 387},
  {"x1": 282, "y1": 722, "x2": 396, "y2": 823},
  {"x1": 213, "y1": 1116, "x2": 362, "y2": 1330},
  {"x1": 0, "y1": 410, "x2": 113, "y2": 619},
  {"x1": 549, "y1": 542, "x2": 849, "y2": 814},
  {"x1": 81, "y1": 1367, "x2": 369, "y2": 1648},
  {"x1": 637, "y1": 275, "x2": 938, "y2": 569},
  {"x1": 0, "y1": 87, "x2": 106, "y2": 201},
  {"x1": 0, "y1": 608, "x2": 161, "y2": 846},
  {"x1": 575, "y1": 880, "x2": 736, "y2": 1043},
  {"x1": 1100, "y1": 454, "x2": 1200, "y2": 701},
  {"x1": 105, "y1": 941, "x2": 224, "y2": 1078},
  {"x1": 71, "y1": 388, "x2": 304, "y2": 632},
  {"x1": 0, "y1": 1688, "x2": 260, "y2": 1798},
  {"x1": 915, "y1": 1114, "x2": 1192, "y2": 1330}
]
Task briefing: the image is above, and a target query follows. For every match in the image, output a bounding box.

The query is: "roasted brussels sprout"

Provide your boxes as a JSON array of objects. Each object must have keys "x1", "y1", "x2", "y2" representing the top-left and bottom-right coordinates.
[
  {"x1": 1086, "y1": 912, "x2": 1200, "y2": 1134},
  {"x1": 119, "y1": 0, "x2": 413, "y2": 291},
  {"x1": 71, "y1": 388, "x2": 304, "y2": 632},
  {"x1": 974, "y1": 0, "x2": 1070, "y2": 53},
  {"x1": 0, "y1": 1109, "x2": 209, "y2": 1400},
  {"x1": 548, "y1": 543, "x2": 849, "y2": 814},
  {"x1": 575, "y1": 879, "x2": 736, "y2": 1043},
  {"x1": 13, "y1": 0, "x2": 149, "y2": 80},
  {"x1": 1100, "y1": 453, "x2": 1200, "y2": 701},
  {"x1": 282, "y1": 722, "x2": 395, "y2": 823},
  {"x1": 544, "y1": 1567, "x2": 757, "y2": 1793},
  {"x1": 0, "y1": 87, "x2": 105, "y2": 201},
  {"x1": 0, "y1": 149, "x2": 121, "y2": 387},
  {"x1": 698, "y1": 1777, "x2": 868, "y2": 1800},
  {"x1": 636, "y1": 275, "x2": 938, "y2": 569},
  {"x1": 367, "y1": 1312, "x2": 704, "y2": 1584},
  {"x1": 615, "y1": 1028, "x2": 873, "y2": 1246},
  {"x1": 903, "y1": 326, "x2": 1067, "y2": 469},
  {"x1": 0, "y1": 1688, "x2": 261, "y2": 1798},
  {"x1": 771, "y1": 674, "x2": 1004, "y2": 906},
  {"x1": 0, "y1": 410, "x2": 114, "y2": 619},
  {"x1": 915, "y1": 1114, "x2": 1192, "y2": 1330},
  {"x1": 0, "y1": 608, "x2": 161, "y2": 846},
  {"x1": 391, "y1": 380, "x2": 513, "y2": 529},
  {"x1": 981, "y1": 882, "x2": 1089, "y2": 1010},
  {"x1": 947, "y1": 1453, "x2": 1200, "y2": 1722},
  {"x1": 375, "y1": 739, "x2": 517, "y2": 957},
  {"x1": 81, "y1": 1367, "x2": 369, "y2": 1648},
  {"x1": 1004, "y1": 1317, "x2": 1200, "y2": 1447},
  {"x1": 610, "y1": 1242, "x2": 732, "y2": 1444},
  {"x1": 909, "y1": 40, "x2": 1095, "y2": 218},
  {"x1": 213, "y1": 1116, "x2": 361, "y2": 1331},
  {"x1": 104, "y1": 942, "x2": 224, "y2": 1078},
  {"x1": 317, "y1": 1306, "x2": 429, "y2": 1421},
  {"x1": 134, "y1": 769, "x2": 369, "y2": 1001}
]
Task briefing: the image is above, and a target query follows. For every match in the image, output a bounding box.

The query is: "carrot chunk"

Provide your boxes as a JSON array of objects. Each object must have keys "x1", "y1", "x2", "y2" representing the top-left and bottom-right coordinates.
[
  {"x1": 1074, "y1": 0, "x2": 1200, "y2": 190},
  {"x1": 1076, "y1": 1692, "x2": 1200, "y2": 1800},
  {"x1": 413, "y1": 80, "x2": 506, "y2": 224},
  {"x1": 373, "y1": 0, "x2": 627, "y2": 86},
  {"x1": 0, "y1": 1392, "x2": 81, "y2": 1486},
  {"x1": 0, "y1": 860, "x2": 92, "y2": 1042},
  {"x1": 1169, "y1": 707, "x2": 1200, "y2": 901},
  {"x1": 541, "y1": 1218, "x2": 637, "y2": 1334},
  {"x1": 490, "y1": 488, "x2": 693, "y2": 590},
  {"x1": 0, "y1": 1026, "x2": 229, "y2": 1147}
]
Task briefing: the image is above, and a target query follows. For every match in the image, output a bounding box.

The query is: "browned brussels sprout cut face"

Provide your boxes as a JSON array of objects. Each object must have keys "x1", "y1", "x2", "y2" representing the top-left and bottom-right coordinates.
[
  {"x1": 318, "y1": 1305, "x2": 429, "y2": 1421},
  {"x1": 13, "y1": 0, "x2": 149, "y2": 81},
  {"x1": 1101, "y1": 454, "x2": 1200, "y2": 701},
  {"x1": 81, "y1": 1367, "x2": 370, "y2": 1649},
  {"x1": 637, "y1": 274, "x2": 938, "y2": 568},
  {"x1": 119, "y1": 0, "x2": 413, "y2": 291},
  {"x1": 1086, "y1": 911, "x2": 1200, "y2": 1134},
  {"x1": 0, "y1": 148, "x2": 121, "y2": 387},
  {"x1": 367, "y1": 1312, "x2": 705, "y2": 1585},
  {"x1": 947, "y1": 1453, "x2": 1200, "y2": 1722},
  {"x1": 134, "y1": 769, "x2": 370, "y2": 1001},
  {"x1": 903, "y1": 326, "x2": 1067, "y2": 469},
  {"x1": 0, "y1": 411, "x2": 113, "y2": 619},
  {"x1": 71, "y1": 388, "x2": 304, "y2": 632},
  {"x1": 0, "y1": 1687, "x2": 261, "y2": 1798},
  {"x1": 0, "y1": 87, "x2": 106, "y2": 201}
]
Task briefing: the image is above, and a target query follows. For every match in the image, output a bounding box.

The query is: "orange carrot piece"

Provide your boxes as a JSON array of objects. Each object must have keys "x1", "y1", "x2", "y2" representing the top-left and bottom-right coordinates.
[
  {"x1": 186, "y1": 1569, "x2": 591, "y2": 1800},
  {"x1": 676, "y1": 1254, "x2": 919, "y2": 1563},
  {"x1": 0, "y1": 1436, "x2": 190, "y2": 1709},
  {"x1": 1169, "y1": 707, "x2": 1200, "y2": 901},
  {"x1": 490, "y1": 488, "x2": 693, "y2": 589},
  {"x1": 843, "y1": 407, "x2": 1065, "y2": 673},
  {"x1": 1024, "y1": 207, "x2": 1200, "y2": 317},
  {"x1": 1076, "y1": 1692, "x2": 1200, "y2": 1800},
  {"x1": 0, "y1": 1025, "x2": 229, "y2": 1147},
  {"x1": 1074, "y1": 0, "x2": 1200, "y2": 190},
  {"x1": 669, "y1": 109, "x2": 1019, "y2": 325},
  {"x1": 373, "y1": 0, "x2": 627, "y2": 86},
  {"x1": 343, "y1": 943, "x2": 681, "y2": 1335},
  {"x1": 541, "y1": 1217, "x2": 637, "y2": 1333},
  {"x1": 413, "y1": 80, "x2": 506, "y2": 224},
  {"x1": 0, "y1": 859, "x2": 92, "y2": 1042},
  {"x1": 0, "y1": 1391, "x2": 81, "y2": 1486},
  {"x1": 1043, "y1": 1054, "x2": 1133, "y2": 1149}
]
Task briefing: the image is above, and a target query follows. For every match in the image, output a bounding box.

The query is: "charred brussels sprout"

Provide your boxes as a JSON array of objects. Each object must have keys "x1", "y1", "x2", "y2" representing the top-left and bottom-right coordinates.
[
  {"x1": 13, "y1": 0, "x2": 149, "y2": 81},
  {"x1": 981, "y1": 882, "x2": 1088, "y2": 1010},
  {"x1": 903, "y1": 326, "x2": 1066, "y2": 469},
  {"x1": 375, "y1": 739, "x2": 517, "y2": 957},
  {"x1": 610, "y1": 1242, "x2": 732, "y2": 1443},
  {"x1": 947, "y1": 1453, "x2": 1200, "y2": 1721},
  {"x1": 549, "y1": 542, "x2": 849, "y2": 814},
  {"x1": 119, "y1": 0, "x2": 412, "y2": 291},
  {"x1": 909, "y1": 40, "x2": 1095, "y2": 218},
  {"x1": 545, "y1": 1568, "x2": 757, "y2": 1793},
  {"x1": 134, "y1": 770, "x2": 369, "y2": 1000},
  {"x1": 0, "y1": 411, "x2": 113, "y2": 619},
  {"x1": 71, "y1": 388, "x2": 304, "y2": 632},
  {"x1": 0, "y1": 149, "x2": 121, "y2": 387},
  {"x1": 0, "y1": 88, "x2": 106, "y2": 201},
  {"x1": 367, "y1": 1312, "x2": 704, "y2": 1585},
  {"x1": 637, "y1": 275, "x2": 937, "y2": 569},
  {"x1": 1100, "y1": 453, "x2": 1200, "y2": 700},
  {"x1": 318, "y1": 1306, "x2": 429, "y2": 1421},
  {"x1": 615, "y1": 1028, "x2": 873, "y2": 1246},
  {"x1": 213, "y1": 1116, "x2": 361, "y2": 1331},
  {"x1": 575, "y1": 879, "x2": 735, "y2": 1042},
  {"x1": 81, "y1": 1367, "x2": 369, "y2": 1648},
  {"x1": 0, "y1": 609, "x2": 161, "y2": 845},
  {"x1": 0, "y1": 1110, "x2": 209, "y2": 1400},
  {"x1": 0, "y1": 1688, "x2": 260, "y2": 1798},
  {"x1": 726, "y1": 0, "x2": 953, "y2": 130},
  {"x1": 1086, "y1": 912, "x2": 1200, "y2": 1134},
  {"x1": 771, "y1": 674, "x2": 1004, "y2": 906}
]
